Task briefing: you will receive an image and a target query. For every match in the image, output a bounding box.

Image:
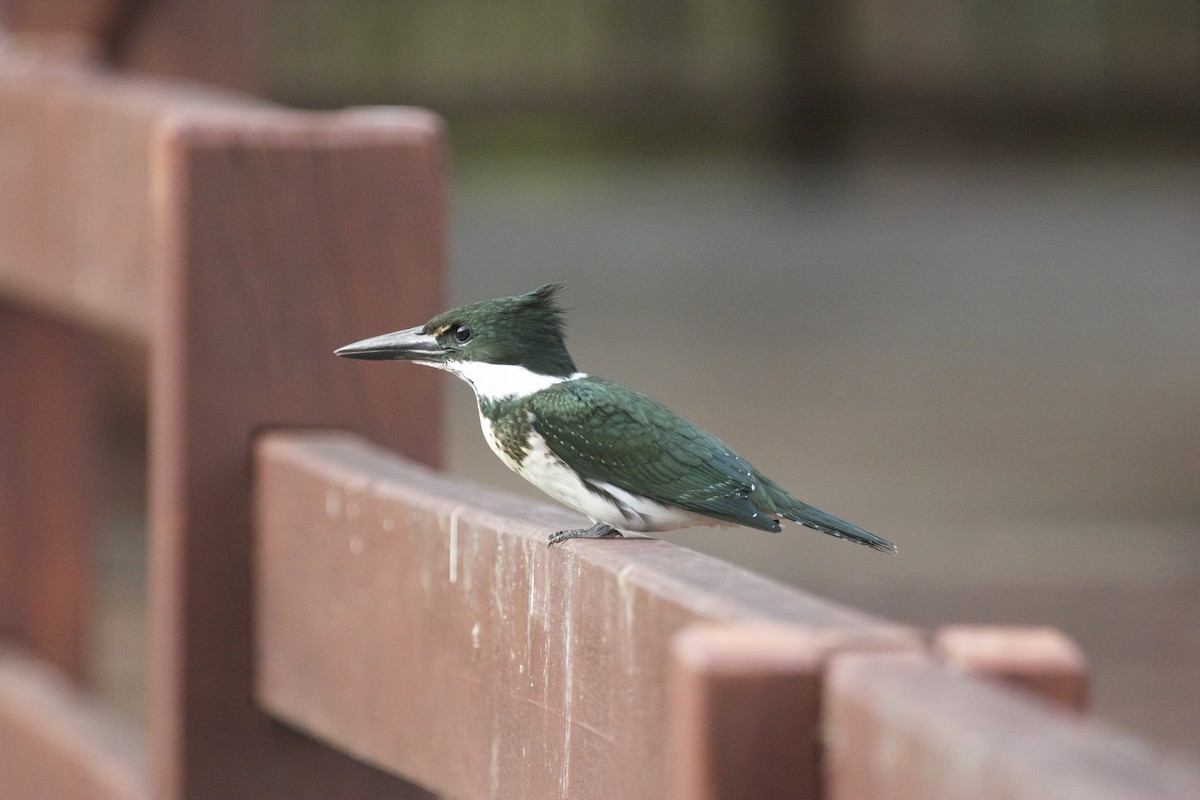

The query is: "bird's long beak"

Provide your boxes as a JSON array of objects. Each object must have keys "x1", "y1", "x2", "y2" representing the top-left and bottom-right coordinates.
[{"x1": 334, "y1": 326, "x2": 448, "y2": 362}]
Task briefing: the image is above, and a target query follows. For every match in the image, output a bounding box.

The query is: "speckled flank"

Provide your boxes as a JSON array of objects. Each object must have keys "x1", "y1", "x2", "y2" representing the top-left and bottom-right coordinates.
[{"x1": 478, "y1": 395, "x2": 532, "y2": 466}]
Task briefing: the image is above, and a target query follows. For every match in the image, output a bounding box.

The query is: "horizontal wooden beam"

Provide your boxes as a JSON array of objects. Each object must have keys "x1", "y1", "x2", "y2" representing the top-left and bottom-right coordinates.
[
  {"x1": 253, "y1": 430, "x2": 918, "y2": 800},
  {"x1": 0, "y1": 42, "x2": 295, "y2": 338},
  {"x1": 825, "y1": 652, "x2": 1200, "y2": 800},
  {"x1": 0, "y1": 645, "x2": 146, "y2": 800},
  {"x1": 933, "y1": 625, "x2": 1088, "y2": 712},
  {"x1": 0, "y1": 45, "x2": 179, "y2": 336}
]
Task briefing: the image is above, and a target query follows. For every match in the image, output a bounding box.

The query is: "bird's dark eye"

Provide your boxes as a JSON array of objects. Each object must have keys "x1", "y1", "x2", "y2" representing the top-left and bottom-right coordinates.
[{"x1": 453, "y1": 324, "x2": 473, "y2": 343}]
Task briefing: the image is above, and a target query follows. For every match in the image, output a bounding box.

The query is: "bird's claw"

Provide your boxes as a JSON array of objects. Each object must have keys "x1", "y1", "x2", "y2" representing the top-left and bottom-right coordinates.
[{"x1": 548, "y1": 523, "x2": 623, "y2": 547}]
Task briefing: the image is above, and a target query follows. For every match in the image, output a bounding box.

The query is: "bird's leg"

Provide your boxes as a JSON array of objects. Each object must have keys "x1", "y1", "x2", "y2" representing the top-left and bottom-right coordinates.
[{"x1": 548, "y1": 522, "x2": 624, "y2": 546}]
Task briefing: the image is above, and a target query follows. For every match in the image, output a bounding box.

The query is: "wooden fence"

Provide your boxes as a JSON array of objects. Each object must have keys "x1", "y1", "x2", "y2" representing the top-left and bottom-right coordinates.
[{"x1": 1, "y1": 27, "x2": 1199, "y2": 800}]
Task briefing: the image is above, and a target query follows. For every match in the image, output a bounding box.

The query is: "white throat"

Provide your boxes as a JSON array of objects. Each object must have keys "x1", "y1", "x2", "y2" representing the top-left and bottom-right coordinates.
[{"x1": 436, "y1": 360, "x2": 586, "y2": 401}]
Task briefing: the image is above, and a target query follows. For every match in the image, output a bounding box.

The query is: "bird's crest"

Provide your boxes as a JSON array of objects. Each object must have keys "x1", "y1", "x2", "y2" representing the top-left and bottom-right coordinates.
[{"x1": 422, "y1": 283, "x2": 577, "y2": 377}]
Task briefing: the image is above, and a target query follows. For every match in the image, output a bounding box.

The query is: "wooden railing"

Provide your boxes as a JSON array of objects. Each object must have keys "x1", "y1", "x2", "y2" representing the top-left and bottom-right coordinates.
[
  {"x1": 252, "y1": 431, "x2": 1200, "y2": 800},
  {"x1": 1, "y1": 32, "x2": 1199, "y2": 800},
  {"x1": 0, "y1": 38, "x2": 444, "y2": 798},
  {"x1": 253, "y1": 431, "x2": 916, "y2": 800}
]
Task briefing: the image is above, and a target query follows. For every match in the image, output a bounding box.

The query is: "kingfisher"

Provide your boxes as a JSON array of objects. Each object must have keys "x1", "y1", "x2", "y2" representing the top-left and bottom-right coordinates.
[{"x1": 335, "y1": 284, "x2": 895, "y2": 552}]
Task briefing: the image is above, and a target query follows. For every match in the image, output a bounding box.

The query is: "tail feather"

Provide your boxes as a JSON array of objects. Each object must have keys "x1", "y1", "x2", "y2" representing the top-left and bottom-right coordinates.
[{"x1": 761, "y1": 478, "x2": 897, "y2": 554}]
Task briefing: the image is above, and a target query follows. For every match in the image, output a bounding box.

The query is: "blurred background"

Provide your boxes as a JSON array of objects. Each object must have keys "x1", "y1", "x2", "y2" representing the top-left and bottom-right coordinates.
[{"x1": 18, "y1": 0, "x2": 1193, "y2": 769}]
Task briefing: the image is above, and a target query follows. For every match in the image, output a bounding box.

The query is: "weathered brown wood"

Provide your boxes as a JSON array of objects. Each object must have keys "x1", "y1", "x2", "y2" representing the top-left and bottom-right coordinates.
[
  {"x1": 670, "y1": 624, "x2": 917, "y2": 800},
  {"x1": 0, "y1": 45, "x2": 246, "y2": 338},
  {"x1": 673, "y1": 627, "x2": 820, "y2": 800},
  {"x1": 148, "y1": 108, "x2": 445, "y2": 799},
  {"x1": 253, "y1": 430, "x2": 918, "y2": 800},
  {"x1": 0, "y1": 645, "x2": 146, "y2": 800},
  {"x1": 0, "y1": 43, "x2": 447, "y2": 798},
  {"x1": 933, "y1": 625, "x2": 1089, "y2": 712},
  {"x1": 0, "y1": 301, "x2": 98, "y2": 680},
  {"x1": 825, "y1": 652, "x2": 1200, "y2": 800}
]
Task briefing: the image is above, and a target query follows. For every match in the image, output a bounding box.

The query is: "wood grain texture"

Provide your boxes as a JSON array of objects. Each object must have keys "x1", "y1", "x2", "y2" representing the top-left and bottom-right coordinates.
[
  {"x1": 253, "y1": 431, "x2": 918, "y2": 800},
  {"x1": 0, "y1": 302, "x2": 98, "y2": 681},
  {"x1": 671, "y1": 624, "x2": 917, "y2": 800},
  {"x1": 0, "y1": 45, "x2": 250, "y2": 338},
  {"x1": 147, "y1": 108, "x2": 446, "y2": 799},
  {"x1": 0, "y1": 645, "x2": 146, "y2": 800},
  {"x1": 825, "y1": 652, "x2": 1200, "y2": 800}
]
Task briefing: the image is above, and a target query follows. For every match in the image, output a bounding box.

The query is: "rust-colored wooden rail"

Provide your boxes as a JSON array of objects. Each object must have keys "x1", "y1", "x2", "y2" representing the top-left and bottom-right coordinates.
[
  {"x1": 253, "y1": 431, "x2": 1200, "y2": 799},
  {"x1": 0, "y1": 39, "x2": 446, "y2": 799},
  {"x1": 254, "y1": 431, "x2": 919, "y2": 800},
  {"x1": 827, "y1": 652, "x2": 1200, "y2": 800}
]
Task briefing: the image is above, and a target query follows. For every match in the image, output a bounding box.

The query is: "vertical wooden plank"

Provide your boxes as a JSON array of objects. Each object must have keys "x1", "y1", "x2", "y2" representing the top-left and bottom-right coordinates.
[
  {"x1": 671, "y1": 625, "x2": 823, "y2": 800},
  {"x1": 670, "y1": 624, "x2": 920, "y2": 800},
  {"x1": 0, "y1": 301, "x2": 97, "y2": 681},
  {"x1": 147, "y1": 108, "x2": 446, "y2": 799}
]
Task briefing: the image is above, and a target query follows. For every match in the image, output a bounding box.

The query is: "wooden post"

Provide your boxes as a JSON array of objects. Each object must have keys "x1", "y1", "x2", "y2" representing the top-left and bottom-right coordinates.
[
  {"x1": 0, "y1": 302, "x2": 98, "y2": 682},
  {"x1": 670, "y1": 623, "x2": 919, "y2": 800},
  {"x1": 147, "y1": 109, "x2": 445, "y2": 799},
  {"x1": 671, "y1": 625, "x2": 824, "y2": 800}
]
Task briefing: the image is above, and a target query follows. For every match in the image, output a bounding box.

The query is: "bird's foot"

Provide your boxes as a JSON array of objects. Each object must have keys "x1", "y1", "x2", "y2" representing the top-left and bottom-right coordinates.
[{"x1": 548, "y1": 522, "x2": 623, "y2": 547}]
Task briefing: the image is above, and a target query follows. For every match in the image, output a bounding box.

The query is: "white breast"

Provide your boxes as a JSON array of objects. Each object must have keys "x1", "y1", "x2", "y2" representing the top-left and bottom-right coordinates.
[{"x1": 479, "y1": 411, "x2": 722, "y2": 533}]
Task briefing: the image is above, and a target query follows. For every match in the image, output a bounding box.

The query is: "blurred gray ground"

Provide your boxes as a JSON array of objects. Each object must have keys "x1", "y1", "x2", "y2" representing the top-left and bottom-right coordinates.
[{"x1": 94, "y1": 153, "x2": 1200, "y2": 764}]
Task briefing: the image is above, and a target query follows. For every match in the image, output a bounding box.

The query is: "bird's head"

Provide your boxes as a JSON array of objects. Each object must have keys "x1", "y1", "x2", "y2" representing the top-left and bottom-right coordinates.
[{"x1": 335, "y1": 283, "x2": 577, "y2": 379}]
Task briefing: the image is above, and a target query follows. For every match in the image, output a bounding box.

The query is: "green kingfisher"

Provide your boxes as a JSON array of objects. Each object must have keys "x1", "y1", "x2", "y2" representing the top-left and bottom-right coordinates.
[{"x1": 336, "y1": 284, "x2": 895, "y2": 552}]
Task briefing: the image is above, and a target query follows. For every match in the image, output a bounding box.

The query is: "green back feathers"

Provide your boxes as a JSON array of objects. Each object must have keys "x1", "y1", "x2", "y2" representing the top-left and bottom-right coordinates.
[
  {"x1": 528, "y1": 377, "x2": 783, "y2": 532},
  {"x1": 527, "y1": 376, "x2": 897, "y2": 552}
]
